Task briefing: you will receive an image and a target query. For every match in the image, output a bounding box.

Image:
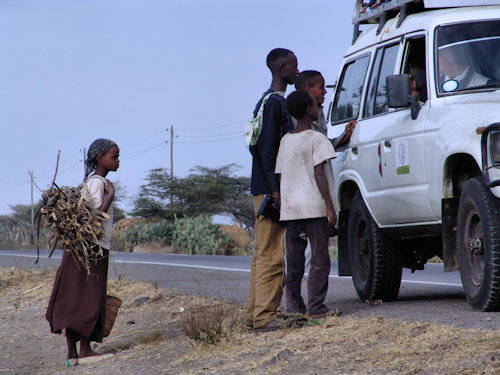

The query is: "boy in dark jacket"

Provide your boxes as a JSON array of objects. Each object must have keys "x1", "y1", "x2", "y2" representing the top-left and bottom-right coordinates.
[{"x1": 246, "y1": 48, "x2": 299, "y2": 332}]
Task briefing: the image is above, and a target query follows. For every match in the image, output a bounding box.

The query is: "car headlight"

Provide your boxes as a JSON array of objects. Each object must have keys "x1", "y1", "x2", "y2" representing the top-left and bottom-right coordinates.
[{"x1": 491, "y1": 130, "x2": 500, "y2": 167}]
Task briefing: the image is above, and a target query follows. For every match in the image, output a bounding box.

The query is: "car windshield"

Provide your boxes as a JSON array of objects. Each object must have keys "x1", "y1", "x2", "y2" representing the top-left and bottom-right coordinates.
[{"x1": 436, "y1": 20, "x2": 500, "y2": 94}]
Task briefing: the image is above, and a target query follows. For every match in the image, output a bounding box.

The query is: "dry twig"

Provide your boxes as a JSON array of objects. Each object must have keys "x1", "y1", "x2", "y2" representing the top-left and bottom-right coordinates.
[
  {"x1": 34, "y1": 153, "x2": 109, "y2": 274},
  {"x1": 37, "y1": 184, "x2": 109, "y2": 274}
]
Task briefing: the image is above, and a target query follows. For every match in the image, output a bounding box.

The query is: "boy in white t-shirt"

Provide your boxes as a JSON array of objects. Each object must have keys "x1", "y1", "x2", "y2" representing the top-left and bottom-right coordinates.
[{"x1": 275, "y1": 90, "x2": 337, "y2": 317}]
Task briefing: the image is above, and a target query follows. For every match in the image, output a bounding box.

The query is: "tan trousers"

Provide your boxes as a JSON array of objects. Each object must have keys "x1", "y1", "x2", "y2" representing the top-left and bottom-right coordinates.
[{"x1": 246, "y1": 194, "x2": 286, "y2": 329}]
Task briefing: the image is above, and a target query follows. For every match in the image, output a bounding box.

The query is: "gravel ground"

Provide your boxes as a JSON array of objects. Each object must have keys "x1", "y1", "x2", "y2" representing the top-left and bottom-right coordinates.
[
  {"x1": 1, "y1": 251, "x2": 498, "y2": 331},
  {"x1": 1, "y1": 267, "x2": 500, "y2": 375}
]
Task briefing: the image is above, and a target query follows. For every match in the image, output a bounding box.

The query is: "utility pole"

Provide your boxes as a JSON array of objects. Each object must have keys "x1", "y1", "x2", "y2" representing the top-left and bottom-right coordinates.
[
  {"x1": 170, "y1": 126, "x2": 174, "y2": 182},
  {"x1": 82, "y1": 148, "x2": 86, "y2": 179},
  {"x1": 28, "y1": 170, "x2": 34, "y2": 244},
  {"x1": 168, "y1": 126, "x2": 174, "y2": 206},
  {"x1": 28, "y1": 170, "x2": 34, "y2": 227}
]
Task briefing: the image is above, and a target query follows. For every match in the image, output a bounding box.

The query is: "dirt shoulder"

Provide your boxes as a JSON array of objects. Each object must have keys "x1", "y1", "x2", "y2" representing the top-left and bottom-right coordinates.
[{"x1": 0, "y1": 267, "x2": 499, "y2": 375}]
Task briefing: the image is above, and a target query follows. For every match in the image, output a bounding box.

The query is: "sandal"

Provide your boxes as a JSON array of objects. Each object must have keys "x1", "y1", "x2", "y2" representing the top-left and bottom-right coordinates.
[
  {"x1": 65, "y1": 358, "x2": 78, "y2": 367},
  {"x1": 78, "y1": 353, "x2": 114, "y2": 365}
]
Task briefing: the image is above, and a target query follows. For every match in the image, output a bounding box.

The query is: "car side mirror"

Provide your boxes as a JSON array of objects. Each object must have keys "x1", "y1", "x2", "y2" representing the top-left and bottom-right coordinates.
[{"x1": 386, "y1": 74, "x2": 421, "y2": 120}]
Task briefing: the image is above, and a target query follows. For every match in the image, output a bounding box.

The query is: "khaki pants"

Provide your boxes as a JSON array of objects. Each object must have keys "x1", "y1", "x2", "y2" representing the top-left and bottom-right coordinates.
[{"x1": 246, "y1": 194, "x2": 286, "y2": 329}]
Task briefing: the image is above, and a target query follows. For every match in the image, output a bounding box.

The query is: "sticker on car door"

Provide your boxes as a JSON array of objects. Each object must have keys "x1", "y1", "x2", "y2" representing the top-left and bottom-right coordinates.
[{"x1": 396, "y1": 139, "x2": 410, "y2": 175}]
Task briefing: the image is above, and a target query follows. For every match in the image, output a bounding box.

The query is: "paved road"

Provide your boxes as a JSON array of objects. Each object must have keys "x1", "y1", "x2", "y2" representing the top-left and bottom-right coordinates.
[{"x1": 1, "y1": 250, "x2": 498, "y2": 330}]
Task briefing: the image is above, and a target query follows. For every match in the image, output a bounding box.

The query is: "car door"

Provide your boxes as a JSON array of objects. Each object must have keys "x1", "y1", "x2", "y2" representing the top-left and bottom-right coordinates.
[
  {"x1": 376, "y1": 34, "x2": 436, "y2": 225},
  {"x1": 353, "y1": 41, "x2": 403, "y2": 222},
  {"x1": 330, "y1": 53, "x2": 378, "y2": 210}
]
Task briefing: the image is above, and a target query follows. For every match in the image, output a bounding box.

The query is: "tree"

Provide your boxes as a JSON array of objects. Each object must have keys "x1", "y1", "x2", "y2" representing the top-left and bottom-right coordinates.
[
  {"x1": 130, "y1": 168, "x2": 171, "y2": 218},
  {"x1": 111, "y1": 180, "x2": 127, "y2": 222},
  {"x1": 0, "y1": 215, "x2": 20, "y2": 243},
  {"x1": 130, "y1": 164, "x2": 254, "y2": 233},
  {"x1": 0, "y1": 204, "x2": 40, "y2": 245}
]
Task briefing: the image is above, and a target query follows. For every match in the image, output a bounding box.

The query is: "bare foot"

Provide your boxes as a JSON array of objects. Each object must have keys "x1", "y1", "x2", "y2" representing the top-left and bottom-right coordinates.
[
  {"x1": 79, "y1": 337, "x2": 97, "y2": 358},
  {"x1": 79, "y1": 350, "x2": 98, "y2": 358},
  {"x1": 65, "y1": 328, "x2": 78, "y2": 359}
]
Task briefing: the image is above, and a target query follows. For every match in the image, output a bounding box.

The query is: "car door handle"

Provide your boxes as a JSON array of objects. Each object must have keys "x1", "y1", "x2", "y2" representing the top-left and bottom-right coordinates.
[
  {"x1": 384, "y1": 139, "x2": 392, "y2": 148},
  {"x1": 351, "y1": 147, "x2": 358, "y2": 155}
]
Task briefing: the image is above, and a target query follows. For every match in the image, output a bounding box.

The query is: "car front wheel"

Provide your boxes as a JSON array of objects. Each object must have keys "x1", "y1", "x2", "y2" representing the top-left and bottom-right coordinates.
[
  {"x1": 456, "y1": 177, "x2": 500, "y2": 311},
  {"x1": 347, "y1": 191, "x2": 402, "y2": 302}
]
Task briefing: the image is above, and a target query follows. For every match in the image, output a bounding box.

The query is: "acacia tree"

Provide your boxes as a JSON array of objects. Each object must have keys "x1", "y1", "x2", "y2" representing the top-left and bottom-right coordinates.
[
  {"x1": 110, "y1": 180, "x2": 126, "y2": 222},
  {"x1": 131, "y1": 164, "x2": 254, "y2": 234},
  {"x1": 0, "y1": 204, "x2": 38, "y2": 245}
]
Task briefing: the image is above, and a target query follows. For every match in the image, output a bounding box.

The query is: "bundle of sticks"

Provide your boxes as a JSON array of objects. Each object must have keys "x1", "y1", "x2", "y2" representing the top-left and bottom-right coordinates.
[{"x1": 36, "y1": 183, "x2": 109, "y2": 274}]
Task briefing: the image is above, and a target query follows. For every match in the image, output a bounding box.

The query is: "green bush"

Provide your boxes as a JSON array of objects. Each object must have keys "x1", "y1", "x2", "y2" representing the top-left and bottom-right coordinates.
[
  {"x1": 171, "y1": 215, "x2": 233, "y2": 255},
  {"x1": 123, "y1": 219, "x2": 173, "y2": 247}
]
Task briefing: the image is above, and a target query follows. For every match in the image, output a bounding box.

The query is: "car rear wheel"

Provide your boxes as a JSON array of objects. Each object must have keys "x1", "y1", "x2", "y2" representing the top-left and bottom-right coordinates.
[
  {"x1": 456, "y1": 177, "x2": 500, "y2": 311},
  {"x1": 347, "y1": 191, "x2": 402, "y2": 301}
]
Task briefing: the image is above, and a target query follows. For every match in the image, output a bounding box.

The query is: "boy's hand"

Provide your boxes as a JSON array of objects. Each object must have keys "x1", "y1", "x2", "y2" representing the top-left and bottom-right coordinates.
[
  {"x1": 336, "y1": 120, "x2": 357, "y2": 147},
  {"x1": 272, "y1": 191, "x2": 281, "y2": 210},
  {"x1": 327, "y1": 206, "x2": 337, "y2": 227},
  {"x1": 345, "y1": 120, "x2": 357, "y2": 134}
]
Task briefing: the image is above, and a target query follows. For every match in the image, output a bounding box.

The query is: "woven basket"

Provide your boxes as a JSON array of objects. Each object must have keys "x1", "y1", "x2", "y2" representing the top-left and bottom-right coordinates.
[{"x1": 104, "y1": 295, "x2": 122, "y2": 337}]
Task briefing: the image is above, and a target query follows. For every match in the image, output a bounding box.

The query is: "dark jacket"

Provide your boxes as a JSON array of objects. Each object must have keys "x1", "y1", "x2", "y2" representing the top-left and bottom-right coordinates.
[{"x1": 250, "y1": 90, "x2": 293, "y2": 195}]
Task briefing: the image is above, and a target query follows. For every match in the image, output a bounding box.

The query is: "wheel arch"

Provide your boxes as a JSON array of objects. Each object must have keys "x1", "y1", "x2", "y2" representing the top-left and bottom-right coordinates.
[
  {"x1": 337, "y1": 180, "x2": 361, "y2": 276},
  {"x1": 338, "y1": 180, "x2": 360, "y2": 211},
  {"x1": 442, "y1": 153, "x2": 481, "y2": 200},
  {"x1": 441, "y1": 153, "x2": 481, "y2": 271}
]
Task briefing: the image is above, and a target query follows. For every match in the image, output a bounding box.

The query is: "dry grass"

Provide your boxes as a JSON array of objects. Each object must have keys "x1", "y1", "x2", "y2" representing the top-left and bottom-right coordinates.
[
  {"x1": 220, "y1": 224, "x2": 251, "y2": 249},
  {"x1": 181, "y1": 302, "x2": 242, "y2": 345},
  {"x1": 0, "y1": 267, "x2": 499, "y2": 375},
  {"x1": 112, "y1": 217, "x2": 147, "y2": 237}
]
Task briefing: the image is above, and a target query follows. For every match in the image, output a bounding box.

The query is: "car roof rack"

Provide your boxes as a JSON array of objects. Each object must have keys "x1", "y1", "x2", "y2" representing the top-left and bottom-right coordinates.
[{"x1": 352, "y1": 0, "x2": 498, "y2": 44}]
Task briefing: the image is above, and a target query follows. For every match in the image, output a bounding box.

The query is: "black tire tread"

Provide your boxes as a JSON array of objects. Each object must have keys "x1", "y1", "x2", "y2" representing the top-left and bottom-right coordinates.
[
  {"x1": 348, "y1": 191, "x2": 402, "y2": 302},
  {"x1": 457, "y1": 177, "x2": 500, "y2": 311}
]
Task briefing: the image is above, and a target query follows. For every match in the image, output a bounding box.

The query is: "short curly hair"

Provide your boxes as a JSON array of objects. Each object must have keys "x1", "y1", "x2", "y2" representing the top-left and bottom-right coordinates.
[
  {"x1": 266, "y1": 48, "x2": 294, "y2": 70},
  {"x1": 294, "y1": 70, "x2": 322, "y2": 90},
  {"x1": 286, "y1": 90, "x2": 313, "y2": 119}
]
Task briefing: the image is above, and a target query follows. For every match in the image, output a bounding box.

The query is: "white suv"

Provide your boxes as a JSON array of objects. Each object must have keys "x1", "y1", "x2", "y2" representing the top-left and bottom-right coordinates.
[{"x1": 328, "y1": 0, "x2": 500, "y2": 311}]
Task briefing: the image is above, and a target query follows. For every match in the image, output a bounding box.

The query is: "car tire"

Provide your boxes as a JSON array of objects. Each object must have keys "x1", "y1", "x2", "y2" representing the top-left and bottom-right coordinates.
[
  {"x1": 456, "y1": 177, "x2": 500, "y2": 311},
  {"x1": 347, "y1": 191, "x2": 402, "y2": 301}
]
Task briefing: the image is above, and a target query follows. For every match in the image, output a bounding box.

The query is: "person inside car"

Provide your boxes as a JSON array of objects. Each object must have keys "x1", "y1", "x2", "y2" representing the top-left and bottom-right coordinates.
[{"x1": 438, "y1": 46, "x2": 489, "y2": 91}]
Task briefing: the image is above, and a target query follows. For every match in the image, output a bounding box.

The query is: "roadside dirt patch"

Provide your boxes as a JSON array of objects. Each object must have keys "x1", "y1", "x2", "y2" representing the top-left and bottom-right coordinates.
[{"x1": 0, "y1": 267, "x2": 499, "y2": 375}]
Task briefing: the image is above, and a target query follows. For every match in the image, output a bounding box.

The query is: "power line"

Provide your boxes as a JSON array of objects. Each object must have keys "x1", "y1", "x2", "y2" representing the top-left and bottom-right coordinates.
[
  {"x1": 120, "y1": 141, "x2": 166, "y2": 159},
  {"x1": 58, "y1": 150, "x2": 80, "y2": 166},
  {"x1": 122, "y1": 130, "x2": 166, "y2": 148},
  {"x1": 57, "y1": 161, "x2": 84, "y2": 177},
  {"x1": 179, "y1": 120, "x2": 246, "y2": 131},
  {"x1": 176, "y1": 130, "x2": 242, "y2": 138},
  {"x1": 2, "y1": 124, "x2": 245, "y2": 188},
  {"x1": 0, "y1": 149, "x2": 80, "y2": 182},
  {"x1": 177, "y1": 135, "x2": 242, "y2": 144}
]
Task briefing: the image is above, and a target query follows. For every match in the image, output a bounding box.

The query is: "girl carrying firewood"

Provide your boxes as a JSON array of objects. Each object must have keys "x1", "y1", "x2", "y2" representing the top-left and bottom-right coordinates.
[{"x1": 46, "y1": 138, "x2": 119, "y2": 367}]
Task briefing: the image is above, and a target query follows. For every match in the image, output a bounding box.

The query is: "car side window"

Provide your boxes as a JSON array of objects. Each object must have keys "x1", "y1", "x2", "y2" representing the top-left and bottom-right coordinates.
[
  {"x1": 363, "y1": 44, "x2": 399, "y2": 118},
  {"x1": 363, "y1": 49, "x2": 383, "y2": 118},
  {"x1": 402, "y1": 36, "x2": 427, "y2": 103},
  {"x1": 331, "y1": 55, "x2": 370, "y2": 123}
]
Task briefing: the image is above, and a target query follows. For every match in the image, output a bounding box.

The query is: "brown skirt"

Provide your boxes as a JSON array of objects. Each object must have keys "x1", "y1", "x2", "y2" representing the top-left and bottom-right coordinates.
[{"x1": 46, "y1": 247, "x2": 109, "y2": 342}]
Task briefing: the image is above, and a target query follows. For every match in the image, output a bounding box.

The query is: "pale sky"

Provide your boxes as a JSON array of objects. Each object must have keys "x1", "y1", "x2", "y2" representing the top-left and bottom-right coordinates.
[{"x1": 0, "y1": 0, "x2": 354, "y2": 215}]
